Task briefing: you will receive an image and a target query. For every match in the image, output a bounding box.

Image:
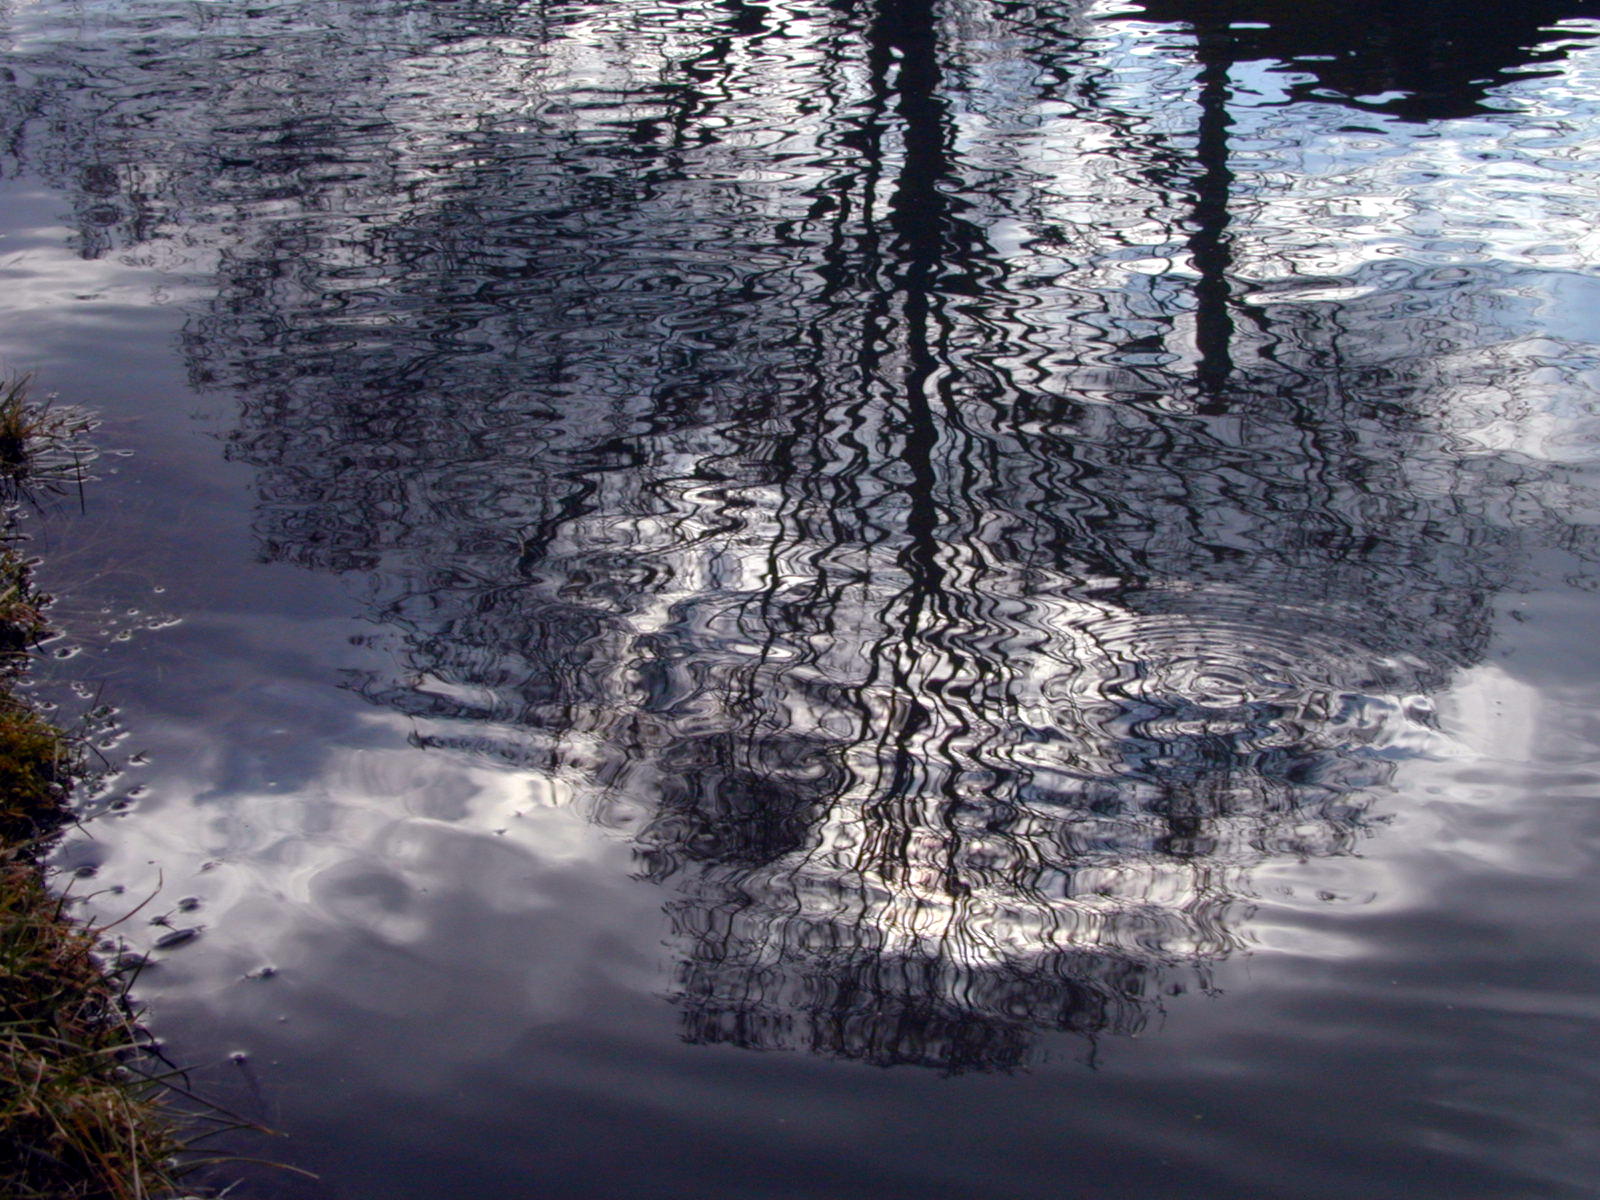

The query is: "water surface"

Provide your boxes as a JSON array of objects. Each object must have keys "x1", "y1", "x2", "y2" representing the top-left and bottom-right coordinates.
[{"x1": 3, "y1": 1, "x2": 1600, "y2": 1196}]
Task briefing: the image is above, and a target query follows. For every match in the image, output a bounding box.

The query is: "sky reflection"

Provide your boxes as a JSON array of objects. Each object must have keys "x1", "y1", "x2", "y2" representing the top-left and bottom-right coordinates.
[{"x1": 1, "y1": 2, "x2": 1600, "y2": 1194}]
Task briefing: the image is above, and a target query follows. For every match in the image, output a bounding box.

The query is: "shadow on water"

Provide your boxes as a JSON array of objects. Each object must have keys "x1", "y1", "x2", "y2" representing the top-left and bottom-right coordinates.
[{"x1": 2, "y1": 0, "x2": 1599, "y2": 1074}]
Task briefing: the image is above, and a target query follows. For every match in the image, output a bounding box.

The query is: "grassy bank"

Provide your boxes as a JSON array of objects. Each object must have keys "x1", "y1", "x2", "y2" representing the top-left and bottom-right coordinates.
[{"x1": 0, "y1": 383, "x2": 189, "y2": 1199}]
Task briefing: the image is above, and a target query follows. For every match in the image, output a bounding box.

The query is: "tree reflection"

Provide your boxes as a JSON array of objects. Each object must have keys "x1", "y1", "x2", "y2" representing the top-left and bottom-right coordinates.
[
  {"x1": 2, "y1": 0, "x2": 1596, "y2": 1069},
  {"x1": 1133, "y1": 0, "x2": 1599, "y2": 122}
]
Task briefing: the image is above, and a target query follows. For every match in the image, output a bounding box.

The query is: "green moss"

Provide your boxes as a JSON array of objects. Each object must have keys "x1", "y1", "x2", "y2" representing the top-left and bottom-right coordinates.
[{"x1": 0, "y1": 702, "x2": 70, "y2": 849}]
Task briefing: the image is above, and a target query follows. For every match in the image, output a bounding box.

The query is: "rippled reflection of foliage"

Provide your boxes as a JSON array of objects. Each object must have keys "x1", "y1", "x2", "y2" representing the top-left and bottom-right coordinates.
[{"x1": 3, "y1": 0, "x2": 1598, "y2": 1069}]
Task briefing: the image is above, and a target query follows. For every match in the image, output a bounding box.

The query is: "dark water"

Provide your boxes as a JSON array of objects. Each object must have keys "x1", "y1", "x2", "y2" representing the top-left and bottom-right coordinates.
[{"x1": 4, "y1": 0, "x2": 1600, "y2": 1196}]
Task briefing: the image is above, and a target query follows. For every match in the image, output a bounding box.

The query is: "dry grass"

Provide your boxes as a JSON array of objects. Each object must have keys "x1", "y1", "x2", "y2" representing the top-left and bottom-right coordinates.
[
  {"x1": 1, "y1": 861, "x2": 187, "y2": 1200},
  {"x1": 0, "y1": 375, "x2": 97, "y2": 504}
]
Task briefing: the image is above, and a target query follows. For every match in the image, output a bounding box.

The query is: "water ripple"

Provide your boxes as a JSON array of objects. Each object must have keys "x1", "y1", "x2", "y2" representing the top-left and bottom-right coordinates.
[{"x1": 5, "y1": 0, "x2": 1600, "y2": 1085}]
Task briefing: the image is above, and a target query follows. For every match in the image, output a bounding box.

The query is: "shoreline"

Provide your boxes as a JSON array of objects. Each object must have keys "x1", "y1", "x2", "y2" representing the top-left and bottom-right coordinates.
[{"x1": 0, "y1": 385, "x2": 189, "y2": 1199}]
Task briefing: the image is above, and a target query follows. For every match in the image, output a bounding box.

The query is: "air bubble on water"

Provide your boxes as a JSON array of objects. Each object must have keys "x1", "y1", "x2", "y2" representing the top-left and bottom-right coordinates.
[{"x1": 154, "y1": 928, "x2": 199, "y2": 950}]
